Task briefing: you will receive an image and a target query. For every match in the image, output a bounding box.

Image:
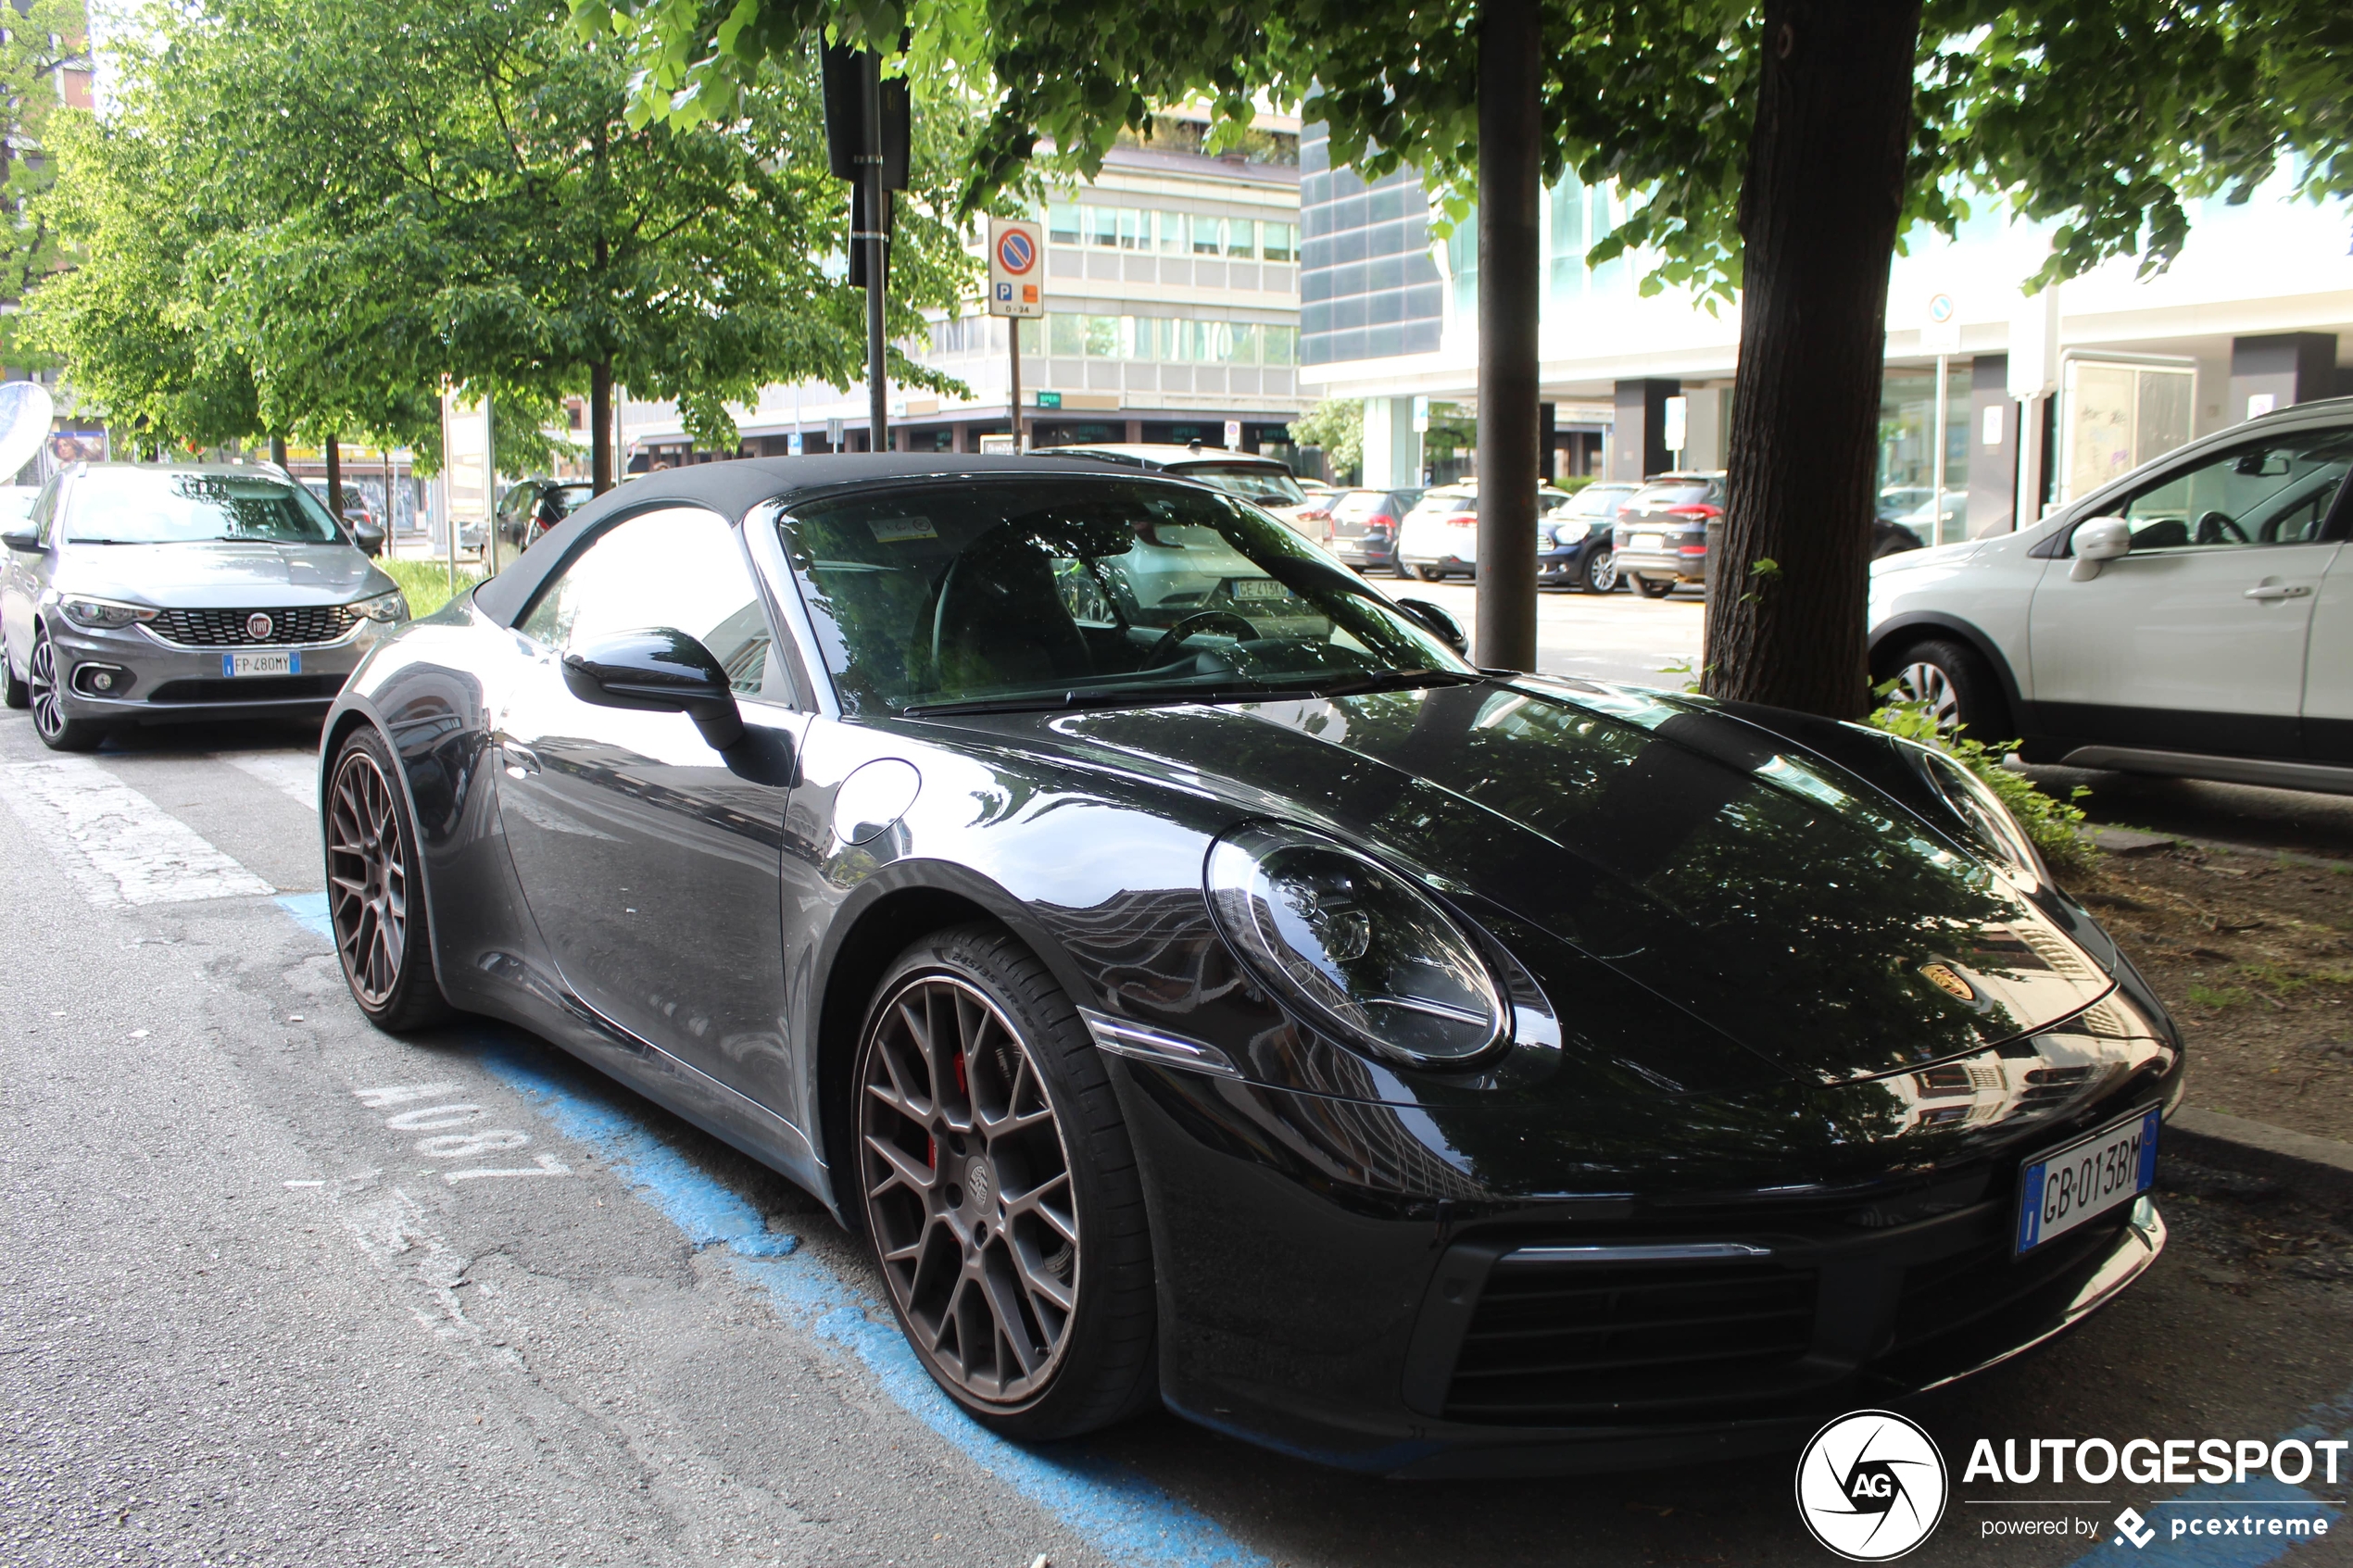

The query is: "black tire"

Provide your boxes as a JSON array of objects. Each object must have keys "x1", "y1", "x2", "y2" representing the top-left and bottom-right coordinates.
[
  {"x1": 1413, "y1": 563, "x2": 1445, "y2": 583},
  {"x1": 1884, "y1": 636, "x2": 2009, "y2": 741},
  {"x1": 28, "y1": 629, "x2": 109, "y2": 751},
  {"x1": 854, "y1": 922, "x2": 1156, "y2": 1440},
  {"x1": 1580, "y1": 547, "x2": 1618, "y2": 595},
  {"x1": 3, "y1": 647, "x2": 27, "y2": 709},
  {"x1": 1390, "y1": 555, "x2": 1415, "y2": 581},
  {"x1": 324, "y1": 726, "x2": 453, "y2": 1032},
  {"x1": 1635, "y1": 576, "x2": 1675, "y2": 600}
]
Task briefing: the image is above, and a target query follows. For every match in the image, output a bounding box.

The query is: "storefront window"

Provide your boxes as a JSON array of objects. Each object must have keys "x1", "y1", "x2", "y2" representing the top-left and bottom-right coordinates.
[
  {"x1": 1878, "y1": 364, "x2": 1973, "y2": 545},
  {"x1": 2059, "y1": 360, "x2": 2194, "y2": 505}
]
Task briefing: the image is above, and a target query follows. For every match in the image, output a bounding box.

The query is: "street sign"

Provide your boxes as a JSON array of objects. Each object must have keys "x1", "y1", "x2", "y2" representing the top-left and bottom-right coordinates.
[
  {"x1": 1224, "y1": 420, "x2": 1242, "y2": 448},
  {"x1": 1663, "y1": 395, "x2": 1689, "y2": 455},
  {"x1": 825, "y1": 417, "x2": 844, "y2": 447},
  {"x1": 1921, "y1": 290, "x2": 1962, "y2": 354},
  {"x1": 788, "y1": 432, "x2": 804, "y2": 456},
  {"x1": 1411, "y1": 395, "x2": 1429, "y2": 433},
  {"x1": 1036, "y1": 390, "x2": 1062, "y2": 409},
  {"x1": 988, "y1": 218, "x2": 1044, "y2": 318}
]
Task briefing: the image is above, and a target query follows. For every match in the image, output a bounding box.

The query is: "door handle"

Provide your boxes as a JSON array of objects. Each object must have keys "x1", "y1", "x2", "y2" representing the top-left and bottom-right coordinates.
[
  {"x1": 498, "y1": 738, "x2": 541, "y2": 777},
  {"x1": 2244, "y1": 583, "x2": 2312, "y2": 601}
]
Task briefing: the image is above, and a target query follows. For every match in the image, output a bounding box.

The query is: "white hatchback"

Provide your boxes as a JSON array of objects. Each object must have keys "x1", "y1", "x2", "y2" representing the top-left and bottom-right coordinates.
[
  {"x1": 1867, "y1": 396, "x2": 2353, "y2": 793},
  {"x1": 1395, "y1": 480, "x2": 1572, "y2": 582}
]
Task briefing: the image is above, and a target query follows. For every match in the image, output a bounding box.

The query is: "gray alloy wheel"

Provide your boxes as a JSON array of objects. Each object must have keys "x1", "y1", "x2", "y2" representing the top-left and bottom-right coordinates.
[
  {"x1": 28, "y1": 631, "x2": 106, "y2": 751},
  {"x1": 855, "y1": 927, "x2": 1157, "y2": 1437},
  {"x1": 325, "y1": 729, "x2": 451, "y2": 1031},
  {"x1": 1583, "y1": 547, "x2": 1619, "y2": 594},
  {"x1": 862, "y1": 973, "x2": 1080, "y2": 1407},
  {"x1": 1894, "y1": 658, "x2": 1961, "y2": 733}
]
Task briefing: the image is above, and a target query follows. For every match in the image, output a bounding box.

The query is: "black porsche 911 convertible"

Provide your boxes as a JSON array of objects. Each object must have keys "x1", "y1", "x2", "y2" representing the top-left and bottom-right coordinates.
[{"x1": 319, "y1": 455, "x2": 2178, "y2": 1476}]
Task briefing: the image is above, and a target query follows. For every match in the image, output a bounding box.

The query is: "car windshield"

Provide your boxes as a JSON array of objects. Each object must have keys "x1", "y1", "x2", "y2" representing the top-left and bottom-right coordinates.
[
  {"x1": 779, "y1": 478, "x2": 1477, "y2": 717},
  {"x1": 67, "y1": 469, "x2": 344, "y2": 545},
  {"x1": 1330, "y1": 490, "x2": 1394, "y2": 521},
  {"x1": 1165, "y1": 463, "x2": 1307, "y2": 507},
  {"x1": 1409, "y1": 490, "x2": 1474, "y2": 517}
]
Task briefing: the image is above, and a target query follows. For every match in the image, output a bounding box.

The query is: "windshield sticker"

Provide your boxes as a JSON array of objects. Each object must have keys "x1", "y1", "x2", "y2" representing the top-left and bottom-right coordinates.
[{"x1": 868, "y1": 516, "x2": 937, "y2": 544}]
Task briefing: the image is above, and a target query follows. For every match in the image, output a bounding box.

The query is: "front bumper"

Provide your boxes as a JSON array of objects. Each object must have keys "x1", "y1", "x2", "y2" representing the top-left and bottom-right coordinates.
[
  {"x1": 47, "y1": 615, "x2": 389, "y2": 726},
  {"x1": 1113, "y1": 1060, "x2": 2171, "y2": 1476},
  {"x1": 1538, "y1": 543, "x2": 1595, "y2": 585},
  {"x1": 1334, "y1": 533, "x2": 1397, "y2": 571}
]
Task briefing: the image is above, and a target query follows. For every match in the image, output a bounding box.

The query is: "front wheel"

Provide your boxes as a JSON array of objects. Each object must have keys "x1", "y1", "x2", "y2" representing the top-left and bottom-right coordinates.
[
  {"x1": 325, "y1": 727, "x2": 453, "y2": 1032},
  {"x1": 1886, "y1": 637, "x2": 2008, "y2": 740},
  {"x1": 1635, "y1": 577, "x2": 1675, "y2": 600},
  {"x1": 856, "y1": 924, "x2": 1156, "y2": 1439},
  {"x1": 28, "y1": 631, "x2": 108, "y2": 751},
  {"x1": 1581, "y1": 548, "x2": 1618, "y2": 595}
]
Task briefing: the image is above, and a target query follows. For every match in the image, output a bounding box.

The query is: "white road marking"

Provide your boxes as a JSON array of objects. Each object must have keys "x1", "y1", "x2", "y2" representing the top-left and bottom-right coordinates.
[
  {"x1": 353, "y1": 1082, "x2": 461, "y2": 1109},
  {"x1": 0, "y1": 759, "x2": 276, "y2": 906},
  {"x1": 222, "y1": 751, "x2": 320, "y2": 809},
  {"x1": 446, "y1": 1152, "x2": 571, "y2": 1184}
]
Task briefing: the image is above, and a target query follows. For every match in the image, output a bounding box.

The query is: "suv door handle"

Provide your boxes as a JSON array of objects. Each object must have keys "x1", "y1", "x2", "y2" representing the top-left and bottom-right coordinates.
[{"x1": 2244, "y1": 583, "x2": 2312, "y2": 600}]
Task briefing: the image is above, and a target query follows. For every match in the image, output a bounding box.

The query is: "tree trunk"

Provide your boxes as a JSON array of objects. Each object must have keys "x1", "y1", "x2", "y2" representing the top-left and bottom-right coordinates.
[
  {"x1": 591, "y1": 359, "x2": 613, "y2": 494},
  {"x1": 268, "y1": 434, "x2": 287, "y2": 469},
  {"x1": 1703, "y1": 0, "x2": 1921, "y2": 720},
  {"x1": 1473, "y1": 0, "x2": 1541, "y2": 672},
  {"x1": 324, "y1": 434, "x2": 343, "y2": 519}
]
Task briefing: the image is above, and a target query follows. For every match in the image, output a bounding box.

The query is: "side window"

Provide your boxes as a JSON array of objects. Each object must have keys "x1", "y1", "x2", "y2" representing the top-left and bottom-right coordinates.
[
  {"x1": 519, "y1": 507, "x2": 789, "y2": 702},
  {"x1": 2108, "y1": 427, "x2": 2353, "y2": 551}
]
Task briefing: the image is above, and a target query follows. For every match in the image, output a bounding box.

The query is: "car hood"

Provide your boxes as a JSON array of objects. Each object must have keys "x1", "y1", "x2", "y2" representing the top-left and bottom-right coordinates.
[
  {"x1": 961, "y1": 679, "x2": 2112, "y2": 1085},
  {"x1": 57, "y1": 541, "x2": 392, "y2": 607}
]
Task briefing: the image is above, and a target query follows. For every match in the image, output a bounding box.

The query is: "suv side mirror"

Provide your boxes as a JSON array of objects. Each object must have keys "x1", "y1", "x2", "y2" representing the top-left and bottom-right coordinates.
[
  {"x1": 1, "y1": 525, "x2": 39, "y2": 553},
  {"x1": 561, "y1": 627, "x2": 747, "y2": 751},
  {"x1": 2070, "y1": 517, "x2": 2133, "y2": 581},
  {"x1": 1394, "y1": 596, "x2": 1468, "y2": 654}
]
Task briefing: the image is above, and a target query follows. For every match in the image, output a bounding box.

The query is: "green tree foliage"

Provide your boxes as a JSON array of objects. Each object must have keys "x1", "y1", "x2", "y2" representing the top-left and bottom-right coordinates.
[
  {"x1": 1288, "y1": 397, "x2": 1361, "y2": 481},
  {"x1": 588, "y1": 0, "x2": 2349, "y2": 303},
  {"x1": 28, "y1": 0, "x2": 981, "y2": 459},
  {"x1": 0, "y1": 0, "x2": 89, "y2": 370}
]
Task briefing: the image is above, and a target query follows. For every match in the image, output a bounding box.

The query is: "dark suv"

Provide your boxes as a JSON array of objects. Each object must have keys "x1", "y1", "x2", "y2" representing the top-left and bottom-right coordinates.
[
  {"x1": 1325, "y1": 487, "x2": 1425, "y2": 574},
  {"x1": 1613, "y1": 472, "x2": 1726, "y2": 598}
]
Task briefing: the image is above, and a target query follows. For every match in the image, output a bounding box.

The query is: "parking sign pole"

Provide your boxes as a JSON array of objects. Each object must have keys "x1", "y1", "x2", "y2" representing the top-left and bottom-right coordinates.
[{"x1": 1009, "y1": 322, "x2": 1024, "y2": 453}]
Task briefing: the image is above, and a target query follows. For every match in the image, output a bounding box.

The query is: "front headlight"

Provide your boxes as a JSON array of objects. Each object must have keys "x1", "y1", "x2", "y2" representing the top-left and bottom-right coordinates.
[
  {"x1": 1206, "y1": 823, "x2": 1506, "y2": 1067},
  {"x1": 58, "y1": 596, "x2": 158, "y2": 631},
  {"x1": 1898, "y1": 740, "x2": 2046, "y2": 884},
  {"x1": 351, "y1": 589, "x2": 409, "y2": 623}
]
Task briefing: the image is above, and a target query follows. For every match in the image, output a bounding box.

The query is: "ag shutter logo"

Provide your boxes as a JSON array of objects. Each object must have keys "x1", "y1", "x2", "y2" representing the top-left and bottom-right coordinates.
[{"x1": 1795, "y1": 1411, "x2": 1949, "y2": 1561}]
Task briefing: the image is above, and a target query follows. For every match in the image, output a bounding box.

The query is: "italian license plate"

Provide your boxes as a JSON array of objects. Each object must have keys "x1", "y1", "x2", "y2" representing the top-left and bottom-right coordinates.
[
  {"x1": 1632, "y1": 532, "x2": 1664, "y2": 552},
  {"x1": 223, "y1": 650, "x2": 299, "y2": 678},
  {"x1": 1233, "y1": 578, "x2": 1288, "y2": 601},
  {"x1": 2015, "y1": 1106, "x2": 2160, "y2": 1254}
]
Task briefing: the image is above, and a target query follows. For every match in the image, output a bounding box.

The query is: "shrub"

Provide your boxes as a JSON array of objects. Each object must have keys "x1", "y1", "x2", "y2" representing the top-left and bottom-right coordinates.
[{"x1": 1869, "y1": 689, "x2": 2095, "y2": 875}]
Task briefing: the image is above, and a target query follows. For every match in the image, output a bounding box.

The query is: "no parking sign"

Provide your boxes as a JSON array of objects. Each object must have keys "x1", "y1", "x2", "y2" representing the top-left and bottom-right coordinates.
[{"x1": 988, "y1": 218, "x2": 1044, "y2": 318}]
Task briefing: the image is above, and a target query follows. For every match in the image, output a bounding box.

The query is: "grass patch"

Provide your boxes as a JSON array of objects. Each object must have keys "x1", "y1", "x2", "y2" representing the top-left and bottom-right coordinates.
[
  {"x1": 381, "y1": 558, "x2": 484, "y2": 619},
  {"x1": 2237, "y1": 960, "x2": 2353, "y2": 996},
  {"x1": 2187, "y1": 982, "x2": 2252, "y2": 1009}
]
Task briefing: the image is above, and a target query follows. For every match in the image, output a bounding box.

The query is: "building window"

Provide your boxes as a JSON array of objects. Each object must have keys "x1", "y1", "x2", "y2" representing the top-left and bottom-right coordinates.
[
  {"x1": 1260, "y1": 222, "x2": 1296, "y2": 264},
  {"x1": 1227, "y1": 220, "x2": 1256, "y2": 259},
  {"x1": 1048, "y1": 202, "x2": 1080, "y2": 245}
]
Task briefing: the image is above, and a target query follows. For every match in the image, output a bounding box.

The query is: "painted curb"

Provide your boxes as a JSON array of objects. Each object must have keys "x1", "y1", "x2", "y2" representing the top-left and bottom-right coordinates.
[{"x1": 2165, "y1": 1106, "x2": 2353, "y2": 1203}]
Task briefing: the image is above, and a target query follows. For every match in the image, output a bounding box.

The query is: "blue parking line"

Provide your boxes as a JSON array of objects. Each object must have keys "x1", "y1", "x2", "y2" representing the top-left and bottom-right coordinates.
[
  {"x1": 2062, "y1": 1393, "x2": 2351, "y2": 1566},
  {"x1": 275, "y1": 891, "x2": 333, "y2": 942},
  {"x1": 473, "y1": 1036, "x2": 1267, "y2": 1568}
]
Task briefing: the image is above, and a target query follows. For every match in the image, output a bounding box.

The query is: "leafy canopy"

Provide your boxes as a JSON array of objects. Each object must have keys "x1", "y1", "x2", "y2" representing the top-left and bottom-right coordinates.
[
  {"x1": 29, "y1": 0, "x2": 984, "y2": 456},
  {"x1": 586, "y1": 0, "x2": 2351, "y2": 301}
]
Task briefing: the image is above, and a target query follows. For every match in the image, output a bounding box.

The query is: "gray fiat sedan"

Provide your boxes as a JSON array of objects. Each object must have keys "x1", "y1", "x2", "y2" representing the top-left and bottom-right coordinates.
[{"x1": 1, "y1": 463, "x2": 408, "y2": 750}]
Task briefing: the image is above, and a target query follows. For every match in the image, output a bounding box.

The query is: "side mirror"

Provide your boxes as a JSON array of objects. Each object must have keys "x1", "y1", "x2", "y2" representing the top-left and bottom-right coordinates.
[
  {"x1": 1394, "y1": 596, "x2": 1468, "y2": 655},
  {"x1": 2, "y1": 525, "x2": 40, "y2": 553},
  {"x1": 2069, "y1": 517, "x2": 2133, "y2": 581},
  {"x1": 561, "y1": 627, "x2": 747, "y2": 751}
]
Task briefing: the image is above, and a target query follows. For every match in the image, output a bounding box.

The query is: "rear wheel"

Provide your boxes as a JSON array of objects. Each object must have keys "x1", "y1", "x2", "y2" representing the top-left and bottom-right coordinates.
[
  {"x1": 1581, "y1": 548, "x2": 1618, "y2": 595},
  {"x1": 1886, "y1": 637, "x2": 2009, "y2": 740},
  {"x1": 1635, "y1": 577, "x2": 1675, "y2": 600},
  {"x1": 28, "y1": 630, "x2": 108, "y2": 751},
  {"x1": 325, "y1": 727, "x2": 452, "y2": 1032},
  {"x1": 1412, "y1": 563, "x2": 1445, "y2": 583},
  {"x1": 855, "y1": 924, "x2": 1156, "y2": 1439}
]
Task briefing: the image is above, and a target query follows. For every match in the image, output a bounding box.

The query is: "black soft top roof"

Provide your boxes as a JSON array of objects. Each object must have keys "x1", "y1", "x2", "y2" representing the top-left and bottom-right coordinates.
[{"x1": 471, "y1": 453, "x2": 1134, "y2": 627}]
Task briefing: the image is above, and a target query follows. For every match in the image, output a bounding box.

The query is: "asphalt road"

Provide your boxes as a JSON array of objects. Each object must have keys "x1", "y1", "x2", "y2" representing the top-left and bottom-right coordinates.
[{"x1": 6, "y1": 651, "x2": 2353, "y2": 1568}]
